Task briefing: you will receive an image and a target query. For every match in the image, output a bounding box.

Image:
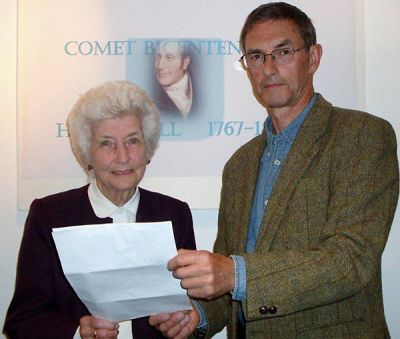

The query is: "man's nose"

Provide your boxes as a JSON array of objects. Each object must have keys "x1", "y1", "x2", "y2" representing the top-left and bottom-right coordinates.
[
  {"x1": 261, "y1": 55, "x2": 277, "y2": 77},
  {"x1": 156, "y1": 56, "x2": 167, "y2": 69}
]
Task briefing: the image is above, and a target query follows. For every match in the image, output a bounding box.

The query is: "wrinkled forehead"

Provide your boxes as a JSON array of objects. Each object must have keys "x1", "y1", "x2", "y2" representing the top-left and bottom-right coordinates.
[
  {"x1": 244, "y1": 19, "x2": 303, "y2": 51},
  {"x1": 157, "y1": 40, "x2": 184, "y2": 56}
]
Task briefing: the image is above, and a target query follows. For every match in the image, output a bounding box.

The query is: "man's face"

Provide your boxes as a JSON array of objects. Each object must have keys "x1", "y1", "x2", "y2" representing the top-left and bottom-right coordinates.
[
  {"x1": 244, "y1": 19, "x2": 320, "y2": 114},
  {"x1": 155, "y1": 42, "x2": 190, "y2": 87}
]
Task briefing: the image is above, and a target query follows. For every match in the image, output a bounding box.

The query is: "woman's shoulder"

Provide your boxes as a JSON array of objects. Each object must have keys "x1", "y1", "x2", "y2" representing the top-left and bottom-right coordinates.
[
  {"x1": 24, "y1": 185, "x2": 93, "y2": 233},
  {"x1": 30, "y1": 185, "x2": 90, "y2": 211},
  {"x1": 138, "y1": 187, "x2": 189, "y2": 208}
]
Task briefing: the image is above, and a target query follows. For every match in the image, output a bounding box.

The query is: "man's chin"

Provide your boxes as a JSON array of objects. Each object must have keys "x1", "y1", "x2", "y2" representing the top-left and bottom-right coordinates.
[{"x1": 158, "y1": 80, "x2": 172, "y2": 87}]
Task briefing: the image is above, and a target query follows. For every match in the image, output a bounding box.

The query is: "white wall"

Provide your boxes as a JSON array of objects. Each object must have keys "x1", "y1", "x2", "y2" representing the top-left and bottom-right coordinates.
[
  {"x1": 364, "y1": 1, "x2": 400, "y2": 336},
  {"x1": 1, "y1": 1, "x2": 399, "y2": 338},
  {"x1": 0, "y1": 0, "x2": 21, "y2": 336}
]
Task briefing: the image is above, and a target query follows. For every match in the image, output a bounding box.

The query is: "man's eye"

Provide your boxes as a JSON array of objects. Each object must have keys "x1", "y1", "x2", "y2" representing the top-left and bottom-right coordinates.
[
  {"x1": 278, "y1": 48, "x2": 291, "y2": 56},
  {"x1": 249, "y1": 53, "x2": 262, "y2": 61}
]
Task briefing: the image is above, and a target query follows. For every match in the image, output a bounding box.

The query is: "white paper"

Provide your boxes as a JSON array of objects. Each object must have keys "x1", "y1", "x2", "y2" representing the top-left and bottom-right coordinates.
[{"x1": 52, "y1": 221, "x2": 191, "y2": 321}]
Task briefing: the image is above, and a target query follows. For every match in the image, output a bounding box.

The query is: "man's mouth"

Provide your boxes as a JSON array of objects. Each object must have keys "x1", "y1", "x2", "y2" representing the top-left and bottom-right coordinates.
[
  {"x1": 263, "y1": 82, "x2": 282, "y2": 89},
  {"x1": 158, "y1": 72, "x2": 169, "y2": 78}
]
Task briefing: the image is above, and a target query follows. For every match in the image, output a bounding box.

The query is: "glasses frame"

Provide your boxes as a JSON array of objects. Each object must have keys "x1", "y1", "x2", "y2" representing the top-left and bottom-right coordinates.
[{"x1": 239, "y1": 46, "x2": 307, "y2": 70}]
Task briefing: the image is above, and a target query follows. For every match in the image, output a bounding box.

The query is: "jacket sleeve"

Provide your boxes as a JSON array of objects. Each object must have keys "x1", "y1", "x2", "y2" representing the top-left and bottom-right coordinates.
[
  {"x1": 195, "y1": 165, "x2": 235, "y2": 338},
  {"x1": 3, "y1": 199, "x2": 81, "y2": 339}
]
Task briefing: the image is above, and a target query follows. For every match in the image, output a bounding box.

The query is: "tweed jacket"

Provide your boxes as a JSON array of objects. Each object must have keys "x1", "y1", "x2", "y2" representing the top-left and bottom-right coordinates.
[
  {"x1": 200, "y1": 95, "x2": 399, "y2": 338},
  {"x1": 4, "y1": 185, "x2": 196, "y2": 339}
]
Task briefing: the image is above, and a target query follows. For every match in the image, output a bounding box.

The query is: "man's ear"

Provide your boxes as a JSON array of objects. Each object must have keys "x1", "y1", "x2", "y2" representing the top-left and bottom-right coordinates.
[
  {"x1": 182, "y1": 56, "x2": 191, "y2": 70},
  {"x1": 309, "y1": 43, "x2": 323, "y2": 74}
]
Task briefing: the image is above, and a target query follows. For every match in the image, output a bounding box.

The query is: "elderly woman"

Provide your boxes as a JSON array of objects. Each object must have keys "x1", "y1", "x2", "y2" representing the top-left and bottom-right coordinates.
[{"x1": 4, "y1": 81, "x2": 196, "y2": 339}]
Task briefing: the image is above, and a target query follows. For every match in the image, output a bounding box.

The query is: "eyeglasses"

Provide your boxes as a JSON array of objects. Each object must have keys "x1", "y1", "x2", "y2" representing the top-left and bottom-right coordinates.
[{"x1": 239, "y1": 46, "x2": 307, "y2": 69}]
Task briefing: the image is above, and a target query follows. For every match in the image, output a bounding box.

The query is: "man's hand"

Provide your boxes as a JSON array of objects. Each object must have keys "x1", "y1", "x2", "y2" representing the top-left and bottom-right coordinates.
[
  {"x1": 79, "y1": 315, "x2": 119, "y2": 339},
  {"x1": 149, "y1": 309, "x2": 199, "y2": 339},
  {"x1": 168, "y1": 249, "x2": 235, "y2": 300}
]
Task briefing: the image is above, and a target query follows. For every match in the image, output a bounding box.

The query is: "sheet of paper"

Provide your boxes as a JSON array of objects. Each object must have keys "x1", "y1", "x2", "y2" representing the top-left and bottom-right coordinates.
[{"x1": 52, "y1": 221, "x2": 191, "y2": 321}]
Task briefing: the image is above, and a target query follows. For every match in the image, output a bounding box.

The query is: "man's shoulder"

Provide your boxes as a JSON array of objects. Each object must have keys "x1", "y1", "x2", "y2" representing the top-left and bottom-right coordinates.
[
  {"x1": 224, "y1": 134, "x2": 265, "y2": 170},
  {"x1": 316, "y1": 94, "x2": 392, "y2": 128},
  {"x1": 330, "y1": 107, "x2": 395, "y2": 144},
  {"x1": 309, "y1": 95, "x2": 395, "y2": 141}
]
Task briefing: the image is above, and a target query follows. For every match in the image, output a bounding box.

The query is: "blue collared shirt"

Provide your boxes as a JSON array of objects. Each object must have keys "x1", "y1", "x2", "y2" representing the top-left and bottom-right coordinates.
[{"x1": 231, "y1": 94, "x2": 317, "y2": 301}]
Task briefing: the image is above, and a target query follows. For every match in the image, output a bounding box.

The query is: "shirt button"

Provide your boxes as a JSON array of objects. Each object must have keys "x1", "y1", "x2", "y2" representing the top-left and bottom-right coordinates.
[{"x1": 274, "y1": 159, "x2": 281, "y2": 166}]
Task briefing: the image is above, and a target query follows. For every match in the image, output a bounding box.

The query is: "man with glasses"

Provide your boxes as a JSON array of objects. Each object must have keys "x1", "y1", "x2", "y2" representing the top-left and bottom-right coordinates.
[{"x1": 150, "y1": 2, "x2": 398, "y2": 338}]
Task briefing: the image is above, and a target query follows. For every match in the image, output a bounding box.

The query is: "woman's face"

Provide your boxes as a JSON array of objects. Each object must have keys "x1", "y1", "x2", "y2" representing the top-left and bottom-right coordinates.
[{"x1": 90, "y1": 114, "x2": 148, "y2": 206}]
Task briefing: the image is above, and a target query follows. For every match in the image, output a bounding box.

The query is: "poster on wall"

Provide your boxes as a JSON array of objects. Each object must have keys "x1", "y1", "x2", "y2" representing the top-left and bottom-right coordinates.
[{"x1": 17, "y1": 0, "x2": 361, "y2": 210}]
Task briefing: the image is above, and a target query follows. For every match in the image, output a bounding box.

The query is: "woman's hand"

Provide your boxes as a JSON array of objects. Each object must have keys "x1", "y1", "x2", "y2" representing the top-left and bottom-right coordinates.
[
  {"x1": 149, "y1": 309, "x2": 200, "y2": 339},
  {"x1": 79, "y1": 315, "x2": 119, "y2": 339}
]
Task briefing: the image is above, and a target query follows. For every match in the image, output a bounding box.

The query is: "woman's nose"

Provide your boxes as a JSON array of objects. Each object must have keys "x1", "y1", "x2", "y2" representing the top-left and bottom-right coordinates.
[{"x1": 115, "y1": 145, "x2": 129, "y2": 163}]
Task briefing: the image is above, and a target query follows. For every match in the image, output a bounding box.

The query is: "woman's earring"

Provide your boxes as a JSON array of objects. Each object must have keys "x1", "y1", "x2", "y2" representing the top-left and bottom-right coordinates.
[{"x1": 146, "y1": 158, "x2": 151, "y2": 164}]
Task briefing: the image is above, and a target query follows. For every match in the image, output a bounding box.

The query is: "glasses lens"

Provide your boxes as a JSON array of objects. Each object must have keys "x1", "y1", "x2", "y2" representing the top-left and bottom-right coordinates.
[
  {"x1": 272, "y1": 48, "x2": 295, "y2": 65},
  {"x1": 244, "y1": 53, "x2": 264, "y2": 69}
]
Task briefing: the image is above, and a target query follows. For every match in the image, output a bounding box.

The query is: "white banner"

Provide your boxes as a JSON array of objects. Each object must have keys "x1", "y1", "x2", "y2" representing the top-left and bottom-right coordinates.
[{"x1": 18, "y1": 0, "x2": 361, "y2": 209}]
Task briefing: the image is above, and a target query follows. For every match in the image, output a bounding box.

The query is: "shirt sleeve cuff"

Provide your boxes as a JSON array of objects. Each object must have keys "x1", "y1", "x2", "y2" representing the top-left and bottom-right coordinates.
[
  {"x1": 73, "y1": 326, "x2": 80, "y2": 339},
  {"x1": 192, "y1": 299, "x2": 208, "y2": 331},
  {"x1": 230, "y1": 255, "x2": 247, "y2": 301}
]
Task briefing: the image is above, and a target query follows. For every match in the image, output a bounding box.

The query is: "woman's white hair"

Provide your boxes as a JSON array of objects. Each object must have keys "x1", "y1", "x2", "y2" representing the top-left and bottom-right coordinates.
[{"x1": 66, "y1": 80, "x2": 160, "y2": 172}]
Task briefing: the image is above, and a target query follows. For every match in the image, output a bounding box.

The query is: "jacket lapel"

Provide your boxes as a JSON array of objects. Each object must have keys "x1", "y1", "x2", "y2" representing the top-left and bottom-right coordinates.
[
  {"x1": 135, "y1": 188, "x2": 152, "y2": 223},
  {"x1": 255, "y1": 95, "x2": 332, "y2": 251},
  {"x1": 233, "y1": 134, "x2": 267, "y2": 253}
]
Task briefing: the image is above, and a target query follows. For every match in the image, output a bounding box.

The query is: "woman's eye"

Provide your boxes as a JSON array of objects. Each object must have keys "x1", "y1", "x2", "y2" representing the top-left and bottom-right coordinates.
[
  {"x1": 100, "y1": 140, "x2": 112, "y2": 147},
  {"x1": 126, "y1": 137, "x2": 139, "y2": 145}
]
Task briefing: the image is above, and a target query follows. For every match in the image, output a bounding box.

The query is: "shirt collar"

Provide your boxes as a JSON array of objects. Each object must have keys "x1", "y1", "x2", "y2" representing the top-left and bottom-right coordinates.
[
  {"x1": 163, "y1": 72, "x2": 193, "y2": 116},
  {"x1": 164, "y1": 71, "x2": 190, "y2": 93},
  {"x1": 264, "y1": 93, "x2": 318, "y2": 144},
  {"x1": 88, "y1": 178, "x2": 140, "y2": 221}
]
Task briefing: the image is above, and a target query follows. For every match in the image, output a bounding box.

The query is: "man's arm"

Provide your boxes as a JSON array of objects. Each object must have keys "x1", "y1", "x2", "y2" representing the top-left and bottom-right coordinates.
[
  {"x1": 240, "y1": 116, "x2": 399, "y2": 321},
  {"x1": 161, "y1": 114, "x2": 399, "y2": 332},
  {"x1": 169, "y1": 249, "x2": 235, "y2": 299}
]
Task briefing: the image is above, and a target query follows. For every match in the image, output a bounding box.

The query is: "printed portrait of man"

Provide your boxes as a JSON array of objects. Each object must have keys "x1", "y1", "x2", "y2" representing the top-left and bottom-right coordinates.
[
  {"x1": 126, "y1": 37, "x2": 223, "y2": 139},
  {"x1": 152, "y1": 40, "x2": 195, "y2": 119}
]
